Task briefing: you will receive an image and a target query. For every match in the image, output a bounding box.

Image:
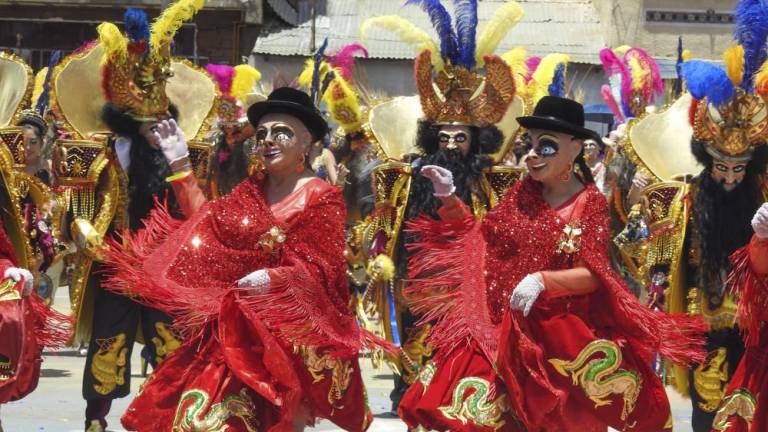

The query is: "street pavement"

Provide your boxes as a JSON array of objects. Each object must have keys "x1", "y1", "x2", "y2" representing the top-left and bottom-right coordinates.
[{"x1": 1, "y1": 292, "x2": 696, "y2": 431}]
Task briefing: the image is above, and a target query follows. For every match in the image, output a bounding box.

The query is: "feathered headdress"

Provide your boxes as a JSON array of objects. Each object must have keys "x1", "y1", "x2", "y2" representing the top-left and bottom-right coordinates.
[
  {"x1": 529, "y1": 53, "x2": 570, "y2": 105},
  {"x1": 360, "y1": 0, "x2": 519, "y2": 126},
  {"x1": 99, "y1": 1, "x2": 205, "y2": 120},
  {"x1": 680, "y1": 0, "x2": 768, "y2": 160},
  {"x1": 205, "y1": 63, "x2": 261, "y2": 126},
  {"x1": 599, "y1": 46, "x2": 662, "y2": 119}
]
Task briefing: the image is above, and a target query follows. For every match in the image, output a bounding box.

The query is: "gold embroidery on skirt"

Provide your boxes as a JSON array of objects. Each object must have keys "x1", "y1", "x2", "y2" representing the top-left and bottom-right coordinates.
[
  {"x1": 172, "y1": 388, "x2": 259, "y2": 432},
  {"x1": 0, "y1": 353, "x2": 13, "y2": 381},
  {"x1": 712, "y1": 389, "x2": 756, "y2": 431},
  {"x1": 296, "y1": 345, "x2": 353, "y2": 407},
  {"x1": 438, "y1": 377, "x2": 509, "y2": 430},
  {"x1": 548, "y1": 339, "x2": 642, "y2": 422},
  {"x1": 91, "y1": 333, "x2": 128, "y2": 395}
]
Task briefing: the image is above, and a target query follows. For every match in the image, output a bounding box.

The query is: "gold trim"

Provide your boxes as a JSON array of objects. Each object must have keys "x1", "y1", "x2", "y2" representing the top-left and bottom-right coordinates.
[
  {"x1": 0, "y1": 278, "x2": 21, "y2": 302},
  {"x1": 0, "y1": 51, "x2": 34, "y2": 128}
]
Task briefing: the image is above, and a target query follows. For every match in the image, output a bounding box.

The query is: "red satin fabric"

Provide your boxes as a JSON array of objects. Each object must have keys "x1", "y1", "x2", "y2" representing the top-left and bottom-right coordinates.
[
  {"x1": 712, "y1": 237, "x2": 768, "y2": 431},
  {"x1": 401, "y1": 177, "x2": 704, "y2": 432},
  {"x1": 107, "y1": 176, "x2": 374, "y2": 431},
  {"x1": 0, "y1": 281, "x2": 42, "y2": 404}
]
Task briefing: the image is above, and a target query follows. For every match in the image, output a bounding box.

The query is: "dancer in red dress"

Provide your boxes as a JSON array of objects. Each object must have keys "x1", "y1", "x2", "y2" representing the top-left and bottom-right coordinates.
[
  {"x1": 711, "y1": 202, "x2": 768, "y2": 431},
  {"x1": 399, "y1": 96, "x2": 707, "y2": 432},
  {"x1": 104, "y1": 87, "x2": 389, "y2": 431}
]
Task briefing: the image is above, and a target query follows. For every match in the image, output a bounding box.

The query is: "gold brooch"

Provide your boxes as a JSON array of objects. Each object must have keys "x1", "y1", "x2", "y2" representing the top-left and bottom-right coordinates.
[
  {"x1": 557, "y1": 221, "x2": 583, "y2": 255},
  {"x1": 258, "y1": 226, "x2": 286, "y2": 253}
]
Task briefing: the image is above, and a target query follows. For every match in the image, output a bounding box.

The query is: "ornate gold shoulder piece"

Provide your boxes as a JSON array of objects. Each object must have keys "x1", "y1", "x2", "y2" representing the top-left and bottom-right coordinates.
[
  {"x1": 481, "y1": 165, "x2": 525, "y2": 207},
  {"x1": 0, "y1": 51, "x2": 33, "y2": 129},
  {"x1": 624, "y1": 93, "x2": 702, "y2": 182}
]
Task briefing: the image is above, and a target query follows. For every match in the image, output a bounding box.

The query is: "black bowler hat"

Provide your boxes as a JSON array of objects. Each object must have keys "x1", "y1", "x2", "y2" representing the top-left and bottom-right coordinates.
[
  {"x1": 247, "y1": 87, "x2": 329, "y2": 140},
  {"x1": 517, "y1": 96, "x2": 600, "y2": 141}
]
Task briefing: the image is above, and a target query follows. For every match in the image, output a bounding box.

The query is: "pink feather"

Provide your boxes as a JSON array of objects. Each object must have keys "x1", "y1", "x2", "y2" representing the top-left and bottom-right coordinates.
[
  {"x1": 328, "y1": 43, "x2": 369, "y2": 81},
  {"x1": 625, "y1": 47, "x2": 664, "y2": 97},
  {"x1": 204, "y1": 64, "x2": 235, "y2": 95},
  {"x1": 524, "y1": 56, "x2": 541, "y2": 83},
  {"x1": 601, "y1": 84, "x2": 625, "y2": 122}
]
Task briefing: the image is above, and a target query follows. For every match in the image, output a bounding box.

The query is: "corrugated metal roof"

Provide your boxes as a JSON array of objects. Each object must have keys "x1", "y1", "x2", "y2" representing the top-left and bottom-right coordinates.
[{"x1": 254, "y1": 0, "x2": 607, "y2": 64}]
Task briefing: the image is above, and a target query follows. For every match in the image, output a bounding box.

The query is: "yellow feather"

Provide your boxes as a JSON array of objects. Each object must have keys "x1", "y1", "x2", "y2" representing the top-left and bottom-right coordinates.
[
  {"x1": 755, "y1": 59, "x2": 768, "y2": 96},
  {"x1": 531, "y1": 53, "x2": 570, "y2": 104},
  {"x1": 150, "y1": 0, "x2": 205, "y2": 56},
  {"x1": 500, "y1": 47, "x2": 528, "y2": 97},
  {"x1": 627, "y1": 56, "x2": 649, "y2": 91},
  {"x1": 360, "y1": 15, "x2": 443, "y2": 69},
  {"x1": 97, "y1": 22, "x2": 128, "y2": 64},
  {"x1": 475, "y1": 1, "x2": 524, "y2": 65},
  {"x1": 613, "y1": 45, "x2": 631, "y2": 56},
  {"x1": 231, "y1": 64, "x2": 261, "y2": 103},
  {"x1": 723, "y1": 44, "x2": 745, "y2": 87},
  {"x1": 297, "y1": 59, "x2": 332, "y2": 89},
  {"x1": 682, "y1": 49, "x2": 692, "y2": 62},
  {"x1": 31, "y1": 67, "x2": 47, "y2": 109},
  {"x1": 322, "y1": 76, "x2": 363, "y2": 134}
]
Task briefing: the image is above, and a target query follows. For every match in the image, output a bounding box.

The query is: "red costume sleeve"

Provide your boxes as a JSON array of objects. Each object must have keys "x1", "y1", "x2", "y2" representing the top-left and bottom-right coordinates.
[
  {"x1": 168, "y1": 171, "x2": 207, "y2": 217},
  {"x1": 540, "y1": 264, "x2": 600, "y2": 297},
  {"x1": 436, "y1": 195, "x2": 473, "y2": 220},
  {"x1": 747, "y1": 235, "x2": 768, "y2": 275}
]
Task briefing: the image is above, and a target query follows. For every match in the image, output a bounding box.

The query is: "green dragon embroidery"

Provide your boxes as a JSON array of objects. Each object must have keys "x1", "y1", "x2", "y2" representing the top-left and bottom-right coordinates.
[
  {"x1": 712, "y1": 389, "x2": 757, "y2": 431},
  {"x1": 549, "y1": 339, "x2": 641, "y2": 421},
  {"x1": 172, "y1": 388, "x2": 259, "y2": 432},
  {"x1": 438, "y1": 377, "x2": 509, "y2": 430}
]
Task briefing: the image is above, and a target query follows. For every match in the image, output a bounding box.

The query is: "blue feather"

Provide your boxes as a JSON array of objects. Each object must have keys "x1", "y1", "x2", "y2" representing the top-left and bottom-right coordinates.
[
  {"x1": 311, "y1": 38, "x2": 329, "y2": 104},
  {"x1": 548, "y1": 64, "x2": 566, "y2": 97},
  {"x1": 680, "y1": 61, "x2": 735, "y2": 107},
  {"x1": 405, "y1": 0, "x2": 459, "y2": 65},
  {"x1": 674, "y1": 36, "x2": 684, "y2": 96},
  {"x1": 734, "y1": 0, "x2": 768, "y2": 91},
  {"x1": 124, "y1": 8, "x2": 150, "y2": 42},
  {"x1": 452, "y1": 0, "x2": 477, "y2": 69},
  {"x1": 36, "y1": 51, "x2": 61, "y2": 115}
]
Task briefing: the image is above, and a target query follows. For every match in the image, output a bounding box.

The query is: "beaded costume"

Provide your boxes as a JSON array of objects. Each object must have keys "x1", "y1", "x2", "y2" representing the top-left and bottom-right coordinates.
[
  {"x1": 353, "y1": 0, "x2": 525, "y2": 399},
  {"x1": 616, "y1": 3, "x2": 768, "y2": 430}
]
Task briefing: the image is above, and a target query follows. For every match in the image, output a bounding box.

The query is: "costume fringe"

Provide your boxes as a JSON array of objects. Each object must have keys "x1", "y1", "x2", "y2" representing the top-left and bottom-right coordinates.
[
  {"x1": 27, "y1": 292, "x2": 73, "y2": 349},
  {"x1": 728, "y1": 244, "x2": 768, "y2": 347},
  {"x1": 405, "y1": 215, "x2": 498, "y2": 361}
]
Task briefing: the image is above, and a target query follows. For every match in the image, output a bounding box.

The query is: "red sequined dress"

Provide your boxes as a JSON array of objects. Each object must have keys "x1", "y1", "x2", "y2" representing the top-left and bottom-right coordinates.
[
  {"x1": 105, "y1": 174, "x2": 384, "y2": 431},
  {"x1": 399, "y1": 176, "x2": 706, "y2": 432},
  {"x1": 712, "y1": 236, "x2": 768, "y2": 431},
  {"x1": 0, "y1": 225, "x2": 71, "y2": 403}
]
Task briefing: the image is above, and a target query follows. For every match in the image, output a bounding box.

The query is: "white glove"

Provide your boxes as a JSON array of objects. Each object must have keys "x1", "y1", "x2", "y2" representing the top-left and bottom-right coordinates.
[
  {"x1": 236, "y1": 269, "x2": 271, "y2": 294},
  {"x1": 420, "y1": 165, "x2": 455, "y2": 197},
  {"x1": 509, "y1": 273, "x2": 545, "y2": 317},
  {"x1": 114, "y1": 136, "x2": 132, "y2": 170},
  {"x1": 752, "y1": 203, "x2": 768, "y2": 239},
  {"x1": 155, "y1": 119, "x2": 189, "y2": 164},
  {"x1": 4, "y1": 267, "x2": 33, "y2": 297}
]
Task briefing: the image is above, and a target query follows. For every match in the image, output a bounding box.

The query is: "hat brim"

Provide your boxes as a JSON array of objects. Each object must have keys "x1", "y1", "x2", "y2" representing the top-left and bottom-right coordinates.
[
  {"x1": 517, "y1": 115, "x2": 599, "y2": 141},
  {"x1": 247, "y1": 100, "x2": 328, "y2": 140}
]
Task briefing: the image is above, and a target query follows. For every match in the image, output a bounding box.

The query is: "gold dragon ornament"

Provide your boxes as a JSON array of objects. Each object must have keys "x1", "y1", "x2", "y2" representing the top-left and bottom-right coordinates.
[
  {"x1": 549, "y1": 339, "x2": 642, "y2": 423},
  {"x1": 172, "y1": 388, "x2": 259, "y2": 432},
  {"x1": 91, "y1": 333, "x2": 128, "y2": 395}
]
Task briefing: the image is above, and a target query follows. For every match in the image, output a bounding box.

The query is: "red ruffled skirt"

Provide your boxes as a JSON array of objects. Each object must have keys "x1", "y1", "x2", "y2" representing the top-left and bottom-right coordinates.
[
  {"x1": 497, "y1": 294, "x2": 673, "y2": 432},
  {"x1": 0, "y1": 288, "x2": 41, "y2": 403},
  {"x1": 711, "y1": 331, "x2": 768, "y2": 432},
  {"x1": 122, "y1": 294, "x2": 371, "y2": 432}
]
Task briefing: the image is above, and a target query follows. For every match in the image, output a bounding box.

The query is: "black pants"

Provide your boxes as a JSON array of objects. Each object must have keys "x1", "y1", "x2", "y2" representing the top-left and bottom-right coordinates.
[
  {"x1": 689, "y1": 327, "x2": 745, "y2": 432},
  {"x1": 82, "y1": 284, "x2": 175, "y2": 401}
]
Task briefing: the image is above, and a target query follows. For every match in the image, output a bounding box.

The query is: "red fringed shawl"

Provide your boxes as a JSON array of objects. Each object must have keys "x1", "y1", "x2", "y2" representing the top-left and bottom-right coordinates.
[
  {"x1": 407, "y1": 177, "x2": 706, "y2": 363},
  {"x1": 104, "y1": 177, "x2": 382, "y2": 356}
]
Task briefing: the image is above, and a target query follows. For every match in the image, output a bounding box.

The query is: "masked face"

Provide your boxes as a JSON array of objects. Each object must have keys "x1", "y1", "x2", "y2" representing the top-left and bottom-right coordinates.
[
  {"x1": 524, "y1": 129, "x2": 583, "y2": 184},
  {"x1": 437, "y1": 125, "x2": 472, "y2": 156},
  {"x1": 254, "y1": 113, "x2": 312, "y2": 174},
  {"x1": 583, "y1": 139, "x2": 600, "y2": 163},
  {"x1": 710, "y1": 158, "x2": 747, "y2": 192}
]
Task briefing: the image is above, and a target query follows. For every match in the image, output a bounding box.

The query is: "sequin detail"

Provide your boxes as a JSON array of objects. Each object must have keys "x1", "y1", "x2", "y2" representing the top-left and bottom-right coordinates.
[{"x1": 438, "y1": 377, "x2": 509, "y2": 430}]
